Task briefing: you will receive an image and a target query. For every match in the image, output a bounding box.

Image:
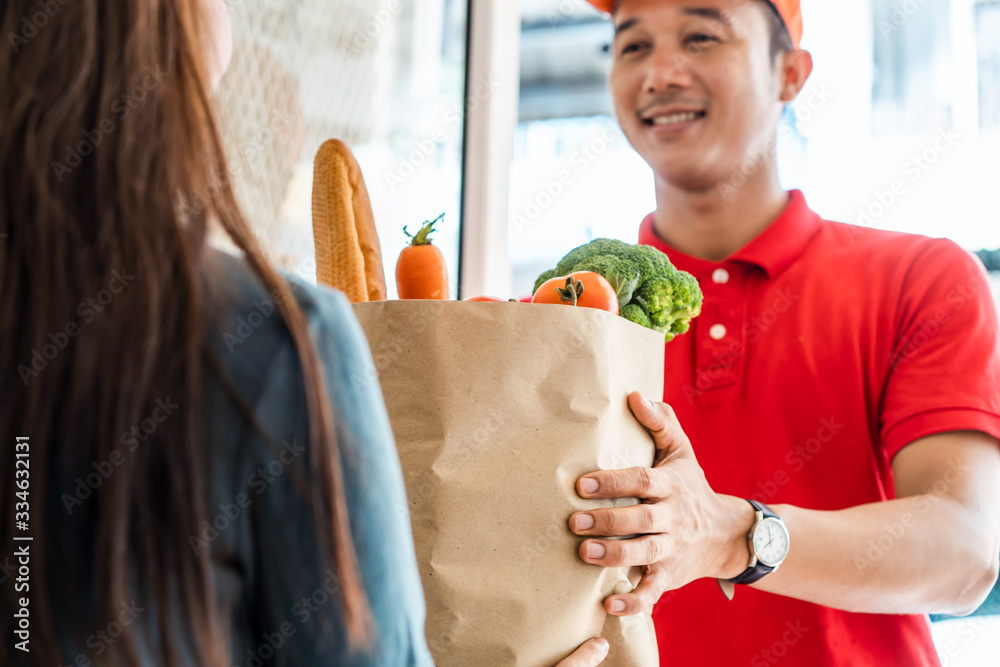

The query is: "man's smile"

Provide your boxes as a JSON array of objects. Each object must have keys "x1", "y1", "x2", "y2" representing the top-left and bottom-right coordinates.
[
  {"x1": 646, "y1": 111, "x2": 704, "y2": 125},
  {"x1": 638, "y1": 103, "x2": 709, "y2": 135}
]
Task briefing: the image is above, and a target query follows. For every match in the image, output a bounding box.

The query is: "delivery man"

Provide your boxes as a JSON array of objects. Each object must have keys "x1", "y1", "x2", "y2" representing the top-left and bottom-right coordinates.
[{"x1": 564, "y1": 1, "x2": 1000, "y2": 665}]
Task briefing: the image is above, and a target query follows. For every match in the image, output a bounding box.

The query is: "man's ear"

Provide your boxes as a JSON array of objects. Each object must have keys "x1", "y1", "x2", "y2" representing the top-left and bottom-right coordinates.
[{"x1": 778, "y1": 49, "x2": 814, "y2": 103}]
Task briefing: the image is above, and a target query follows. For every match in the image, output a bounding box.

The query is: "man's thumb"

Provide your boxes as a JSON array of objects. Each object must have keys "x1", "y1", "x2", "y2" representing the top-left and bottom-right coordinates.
[
  {"x1": 557, "y1": 638, "x2": 610, "y2": 667},
  {"x1": 628, "y1": 391, "x2": 663, "y2": 429},
  {"x1": 628, "y1": 391, "x2": 692, "y2": 459}
]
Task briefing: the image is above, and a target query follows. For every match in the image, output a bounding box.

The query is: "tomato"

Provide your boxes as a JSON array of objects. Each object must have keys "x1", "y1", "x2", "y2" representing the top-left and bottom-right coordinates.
[
  {"x1": 464, "y1": 296, "x2": 506, "y2": 302},
  {"x1": 531, "y1": 271, "x2": 619, "y2": 315}
]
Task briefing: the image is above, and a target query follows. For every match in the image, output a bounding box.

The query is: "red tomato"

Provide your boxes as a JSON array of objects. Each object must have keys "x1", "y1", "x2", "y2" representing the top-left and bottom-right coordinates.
[
  {"x1": 531, "y1": 271, "x2": 619, "y2": 315},
  {"x1": 464, "y1": 296, "x2": 506, "y2": 302}
]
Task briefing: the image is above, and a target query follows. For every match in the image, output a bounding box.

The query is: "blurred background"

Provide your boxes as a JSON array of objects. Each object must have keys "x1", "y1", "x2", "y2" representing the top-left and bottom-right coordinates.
[
  {"x1": 212, "y1": 0, "x2": 1000, "y2": 662},
  {"x1": 214, "y1": 0, "x2": 469, "y2": 298}
]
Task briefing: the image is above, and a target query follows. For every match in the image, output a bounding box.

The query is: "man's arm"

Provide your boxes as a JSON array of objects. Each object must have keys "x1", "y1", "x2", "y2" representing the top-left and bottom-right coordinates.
[
  {"x1": 758, "y1": 430, "x2": 1000, "y2": 615},
  {"x1": 569, "y1": 392, "x2": 1000, "y2": 618}
]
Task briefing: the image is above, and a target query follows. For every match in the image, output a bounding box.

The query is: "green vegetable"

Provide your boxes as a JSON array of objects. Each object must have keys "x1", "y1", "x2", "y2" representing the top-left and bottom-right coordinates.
[
  {"x1": 567, "y1": 256, "x2": 640, "y2": 311},
  {"x1": 534, "y1": 238, "x2": 703, "y2": 341},
  {"x1": 533, "y1": 268, "x2": 559, "y2": 295},
  {"x1": 620, "y1": 303, "x2": 651, "y2": 329}
]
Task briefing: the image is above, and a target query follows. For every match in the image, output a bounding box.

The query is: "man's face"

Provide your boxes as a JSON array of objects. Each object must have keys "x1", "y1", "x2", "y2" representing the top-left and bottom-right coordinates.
[{"x1": 609, "y1": 0, "x2": 786, "y2": 190}]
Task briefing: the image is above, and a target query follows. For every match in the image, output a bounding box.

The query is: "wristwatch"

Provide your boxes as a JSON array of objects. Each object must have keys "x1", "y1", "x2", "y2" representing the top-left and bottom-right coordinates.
[{"x1": 717, "y1": 500, "x2": 790, "y2": 600}]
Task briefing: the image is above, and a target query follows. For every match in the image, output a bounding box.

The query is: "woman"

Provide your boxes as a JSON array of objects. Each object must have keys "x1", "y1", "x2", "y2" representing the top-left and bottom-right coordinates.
[{"x1": 0, "y1": 1, "x2": 608, "y2": 664}]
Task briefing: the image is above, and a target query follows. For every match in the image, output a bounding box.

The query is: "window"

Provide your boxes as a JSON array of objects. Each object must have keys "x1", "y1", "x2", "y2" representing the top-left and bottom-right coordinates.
[
  {"x1": 977, "y1": 1, "x2": 1000, "y2": 130},
  {"x1": 214, "y1": 0, "x2": 469, "y2": 299},
  {"x1": 871, "y1": 0, "x2": 954, "y2": 136},
  {"x1": 509, "y1": 0, "x2": 1000, "y2": 305}
]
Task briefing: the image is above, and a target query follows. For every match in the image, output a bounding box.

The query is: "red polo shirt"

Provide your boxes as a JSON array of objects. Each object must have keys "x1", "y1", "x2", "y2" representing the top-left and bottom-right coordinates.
[{"x1": 638, "y1": 190, "x2": 1000, "y2": 667}]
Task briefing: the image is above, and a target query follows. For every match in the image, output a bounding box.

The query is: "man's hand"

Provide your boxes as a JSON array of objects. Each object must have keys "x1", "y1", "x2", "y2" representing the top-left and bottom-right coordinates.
[
  {"x1": 570, "y1": 395, "x2": 1000, "y2": 617},
  {"x1": 555, "y1": 638, "x2": 610, "y2": 667},
  {"x1": 569, "y1": 391, "x2": 753, "y2": 616}
]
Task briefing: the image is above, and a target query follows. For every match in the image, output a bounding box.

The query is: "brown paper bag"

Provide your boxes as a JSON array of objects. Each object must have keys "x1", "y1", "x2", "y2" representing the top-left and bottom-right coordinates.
[{"x1": 353, "y1": 301, "x2": 662, "y2": 667}]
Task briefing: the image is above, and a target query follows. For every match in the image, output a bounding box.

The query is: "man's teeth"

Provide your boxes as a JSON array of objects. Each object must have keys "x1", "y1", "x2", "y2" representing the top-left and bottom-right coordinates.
[{"x1": 651, "y1": 112, "x2": 701, "y2": 125}]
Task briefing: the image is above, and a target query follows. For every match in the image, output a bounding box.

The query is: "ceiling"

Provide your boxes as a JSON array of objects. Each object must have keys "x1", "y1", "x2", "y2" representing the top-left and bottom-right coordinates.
[
  {"x1": 517, "y1": 0, "x2": 614, "y2": 120},
  {"x1": 518, "y1": 0, "x2": 602, "y2": 25}
]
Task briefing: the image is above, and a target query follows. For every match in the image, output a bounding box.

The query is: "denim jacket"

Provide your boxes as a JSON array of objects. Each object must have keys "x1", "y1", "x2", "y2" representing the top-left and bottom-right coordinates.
[
  {"x1": 200, "y1": 249, "x2": 434, "y2": 666},
  {"x1": 34, "y1": 249, "x2": 433, "y2": 666}
]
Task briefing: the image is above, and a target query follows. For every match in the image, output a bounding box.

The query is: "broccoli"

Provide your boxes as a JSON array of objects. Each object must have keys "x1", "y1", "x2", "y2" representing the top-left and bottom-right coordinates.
[
  {"x1": 627, "y1": 244, "x2": 675, "y2": 286},
  {"x1": 633, "y1": 271, "x2": 702, "y2": 340},
  {"x1": 566, "y1": 255, "x2": 640, "y2": 309},
  {"x1": 533, "y1": 268, "x2": 559, "y2": 295},
  {"x1": 534, "y1": 237, "x2": 703, "y2": 341},
  {"x1": 620, "y1": 303, "x2": 651, "y2": 329},
  {"x1": 556, "y1": 238, "x2": 630, "y2": 275}
]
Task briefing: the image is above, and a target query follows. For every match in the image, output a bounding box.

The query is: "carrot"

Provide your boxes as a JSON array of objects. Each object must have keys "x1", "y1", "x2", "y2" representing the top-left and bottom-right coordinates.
[
  {"x1": 312, "y1": 139, "x2": 387, "y2": 303},
  {"x1": 396, "y1": 214, "x2": 449, "y2": 300}
]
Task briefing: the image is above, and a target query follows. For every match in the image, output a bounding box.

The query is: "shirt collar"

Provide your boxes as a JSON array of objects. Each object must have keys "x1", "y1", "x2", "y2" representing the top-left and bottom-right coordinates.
[{"x1": 637, "y1": 190, "x2": 823, "y2": 279}]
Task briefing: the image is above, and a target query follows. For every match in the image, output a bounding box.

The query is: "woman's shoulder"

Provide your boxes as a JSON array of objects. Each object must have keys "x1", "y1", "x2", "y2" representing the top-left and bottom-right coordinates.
[
  {"x1": 200, "y1": 246, "x2": 376, "y2": 466},
  {"x1": 203, "y1": 247, "x2": 358, "y2": 362}
]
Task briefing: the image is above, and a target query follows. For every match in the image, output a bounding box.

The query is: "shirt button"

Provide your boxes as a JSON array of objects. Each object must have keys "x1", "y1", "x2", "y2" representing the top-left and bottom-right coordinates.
[
  {"x1": 712, "y1": 268, "x2": 730, "y2": 285},
  {"x1": 709, "y1": 324, "x2": 727, "y2": 340}
]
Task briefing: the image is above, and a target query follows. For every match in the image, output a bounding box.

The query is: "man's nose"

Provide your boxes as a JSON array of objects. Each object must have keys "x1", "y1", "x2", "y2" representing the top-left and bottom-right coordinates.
[{"x1": 642, "y1": 46, "x2": 695, "y2": 93}]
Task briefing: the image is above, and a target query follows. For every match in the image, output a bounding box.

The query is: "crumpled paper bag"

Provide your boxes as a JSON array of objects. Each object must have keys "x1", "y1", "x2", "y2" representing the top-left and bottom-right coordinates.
[{"x1": 353, "y1": 301, "x2": 662, "y2": 666}]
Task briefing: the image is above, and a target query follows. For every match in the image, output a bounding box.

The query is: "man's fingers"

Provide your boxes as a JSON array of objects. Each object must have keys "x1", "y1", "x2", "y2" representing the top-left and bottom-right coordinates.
[
  {"x1": 576, "y1": 466, "x2": 670, "y2": 501},
  {"x1": 605, "y1": 566, "x2": 670, "y2": 617},
  {"x1": 570, "y1": 502, "x2": 664, "y2": 537},
  {"x1": 574, "y1": 394, "x2": 693, "y2": 502},
  {"x1": 579, "y1": 534, "x2": 670, "y2": 568},
  {"x1": 555, "y1": 638, "x2": 610, "y2": 667},
  {"x1": 627, "y1": 391, "x2": 692, "y2": 460}
]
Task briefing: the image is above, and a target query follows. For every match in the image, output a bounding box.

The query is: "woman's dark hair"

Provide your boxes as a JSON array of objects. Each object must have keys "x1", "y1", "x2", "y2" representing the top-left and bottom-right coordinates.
[{"x1": 0, "y1": 1, "x2": 370, "y2": 664}]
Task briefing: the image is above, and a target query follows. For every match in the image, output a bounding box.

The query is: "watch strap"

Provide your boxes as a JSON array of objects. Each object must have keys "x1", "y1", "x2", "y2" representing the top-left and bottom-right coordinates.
[
  {"x1": 726, "y1": 500, "x2": 780, "y2": 585},
  {"x1": 728, "y1": 560, "x2": 775, "y2": 585}
]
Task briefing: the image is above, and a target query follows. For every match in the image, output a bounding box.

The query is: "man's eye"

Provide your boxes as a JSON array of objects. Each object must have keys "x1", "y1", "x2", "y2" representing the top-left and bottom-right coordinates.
[
  {"x1": 619, "y1": 42, "x2": 648, "y2": 56},
  {"x1": 684, "y1": 33, "x2": 719, "y2": 45}
]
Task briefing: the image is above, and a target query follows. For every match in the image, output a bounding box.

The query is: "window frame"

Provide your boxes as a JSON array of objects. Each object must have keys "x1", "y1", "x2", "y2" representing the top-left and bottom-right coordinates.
[{"x1": 458, "y1": 0, "x2": 520, "y2": 298}]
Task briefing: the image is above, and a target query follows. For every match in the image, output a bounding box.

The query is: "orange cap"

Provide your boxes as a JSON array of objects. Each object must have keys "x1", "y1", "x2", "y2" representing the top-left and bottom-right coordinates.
[{"x1": 584, "y1": 0, "x2": 803, "y2": 49}]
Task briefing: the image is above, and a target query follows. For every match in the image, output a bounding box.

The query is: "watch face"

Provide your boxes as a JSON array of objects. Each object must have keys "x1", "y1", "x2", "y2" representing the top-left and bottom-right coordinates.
[{"x1": 753, "y1": 518, "x2": 790, "y2": 567}]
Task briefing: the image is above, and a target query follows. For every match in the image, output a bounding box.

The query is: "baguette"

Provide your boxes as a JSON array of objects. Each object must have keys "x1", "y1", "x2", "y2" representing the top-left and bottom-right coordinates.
[{"x1": 311, "y1": 139, "x2": 386, "y2": 303}]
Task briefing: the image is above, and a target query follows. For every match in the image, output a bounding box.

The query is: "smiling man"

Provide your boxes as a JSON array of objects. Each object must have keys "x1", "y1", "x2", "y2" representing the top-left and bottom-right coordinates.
[{"x1": 567, "y1": 1, "x2": 1000, "y2": 665}]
